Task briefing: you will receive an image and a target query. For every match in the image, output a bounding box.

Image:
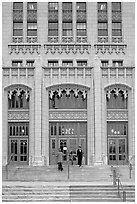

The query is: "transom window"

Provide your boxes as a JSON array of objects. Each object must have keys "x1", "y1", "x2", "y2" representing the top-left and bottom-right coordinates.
[
  {"x1": 77, "y1": 60, "x2": 87, "y2": 67},
  {"x1": 9, "y1": 123, "x2": 29, "y2": 137},
  {"x1": 101, "y1": 60, "x2": 109, "y2": 67},
  {"x1": 12, "y1": 60, "x2": 23, "y2": 67},
  {"x1": 113, "y1": 60, "x2": 123, "y2": 67},
  {"x1": 62, "y1": 60, "x2": 73, "y2": 67},
  {"x1": 48, "y1": 60, "x2": 59, "y2": 67},
  {"x1": 26, "y1": 60, "x2": 35, "y2": 67}
]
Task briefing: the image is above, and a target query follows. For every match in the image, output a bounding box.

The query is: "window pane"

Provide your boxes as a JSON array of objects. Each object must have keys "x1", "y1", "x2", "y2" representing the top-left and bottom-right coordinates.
[
  {"x1": 27, "y1": 2, "x2": 37, "y2": 10},
  {"x1": 98, "y1": 2, "x2": 107, "y2": 11},
  {"x1": 98, "y1": 22, "x2": 108, "y2": 29},
  {"x1": 13, "y1": 29, "x2": 23, "y2": 36},
  {"x1": 77, "y1": 23, "x2": 86, "y2": 29},
  {"x1": 63, "y1": 22, "x2": 72, "y2": 29},
  {"x1": 13, "y1": 2, "x2": 23, "y2": 10},
  {"x1": 48, "y1": 2, "x2": 58, "y2": 10},
  {"x1": 112, "y1": 22, "x2": 121, "y2": 29},
  {"x1": 48, "y1": 29, "x2": 58, "y2": 36},
  {"x1": 27, "y1": 30, "x2": 37, "y2": 36},
  {"x1": 62, "y1": 2, "x2": 72, "y2": 10},
  {"x1": 77, "y1": 2, "x2": 86, "y2": 10},
  {"x1": 13, "y1": 23, "x2": 23, "y2": 29},
  {"x1": 112, "y1": 2, "x2": 121, "y2": 11},
  {"x1": 48, "y1": 22, "x2": 58, "y2": 29},
  {"x1": 28, "y1": 23, "x2": 37, "y2": 29}
]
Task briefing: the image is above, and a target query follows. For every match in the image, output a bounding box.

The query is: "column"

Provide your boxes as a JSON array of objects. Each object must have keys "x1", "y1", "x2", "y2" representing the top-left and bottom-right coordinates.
[
  {"x1": 93, "y1": 55, "x2": 103, "y2": 165},
  {"x1": 33, "y1": 55, "x2": 43, "y2": 166}
]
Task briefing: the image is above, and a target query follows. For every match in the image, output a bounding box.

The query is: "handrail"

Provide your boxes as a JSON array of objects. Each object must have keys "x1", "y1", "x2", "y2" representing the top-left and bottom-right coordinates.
[
  {"x1": 116, "y1": 176, "x2": 126, "y2": 202},
  {"x1": 6, "y1": 153, "x2": 14, "y2": 179},
  {"x1": 124, "y1": 155, "x2": 132, "y2": 179}
]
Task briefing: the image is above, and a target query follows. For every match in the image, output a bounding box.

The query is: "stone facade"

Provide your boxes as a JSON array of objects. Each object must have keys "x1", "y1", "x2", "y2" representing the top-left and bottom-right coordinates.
[{"x1": 2, "y1": 2, "x2": 135, "y2": 166}]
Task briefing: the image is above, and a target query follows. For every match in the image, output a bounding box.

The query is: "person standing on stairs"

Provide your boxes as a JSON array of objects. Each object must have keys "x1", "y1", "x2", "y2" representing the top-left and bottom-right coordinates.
[
  {"x1": 77, "y1": 145, "x2": 83, "y2": 168},
  {"x1": 56, "y1": 148, "x2": 64, "y2": 171}
]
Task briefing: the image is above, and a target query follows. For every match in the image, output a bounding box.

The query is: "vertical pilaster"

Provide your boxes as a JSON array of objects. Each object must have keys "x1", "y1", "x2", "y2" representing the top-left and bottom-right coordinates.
[
  {"x1": 93, "y1": 56, "x2": 103, "y2": 165},
  {"x1": 73, "y1": 2, "x2": 76, "y2": 42},
  {"x1": 59, "y1": 2, "x2": 62, "y2": 43},
  {"x1": 108, "y1": 2, "x2": 112, "y2": 42},
  {"x1": 33, "y1": 56, "x2": 43, "y2": 165}
]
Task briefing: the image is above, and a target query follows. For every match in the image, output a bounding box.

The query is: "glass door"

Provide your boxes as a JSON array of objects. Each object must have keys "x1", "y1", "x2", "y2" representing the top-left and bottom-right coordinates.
[{"x1": 108, "y1": 138, "x2": 127, "y2": 165}]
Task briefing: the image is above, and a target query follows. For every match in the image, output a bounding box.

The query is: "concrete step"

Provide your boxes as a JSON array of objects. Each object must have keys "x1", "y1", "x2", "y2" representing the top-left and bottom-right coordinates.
[{"x1": 2, "y1": 184, "x2": 135, "y2": 202}]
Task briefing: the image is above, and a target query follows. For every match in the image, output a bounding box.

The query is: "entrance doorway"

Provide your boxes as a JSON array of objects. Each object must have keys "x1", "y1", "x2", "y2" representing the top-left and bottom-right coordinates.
[
  {"x1": 49, "y1": 122, "x2": 87, "y2": 165},
  {"x1": 8, "y1": 123, "x2": 29, "y2": 164},
  {"x1": 108, "y1": 138, "x2": 127, "y2": 165}
]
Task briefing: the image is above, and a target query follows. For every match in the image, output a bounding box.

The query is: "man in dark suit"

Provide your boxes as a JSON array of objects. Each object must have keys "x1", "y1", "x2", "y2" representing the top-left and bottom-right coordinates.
[{"x1": 77, "y1": 145, "x2": 83, "y2": 167}]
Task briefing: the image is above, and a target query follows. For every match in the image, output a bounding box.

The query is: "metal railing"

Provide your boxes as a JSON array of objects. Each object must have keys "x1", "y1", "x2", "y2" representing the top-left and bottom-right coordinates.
[
  {"x1": 5, "y1": 153, "x2": 14, "y2": 180},
  {"x1": 111, "y1": 166, "x2": 126, "y2": 202},
  {"x1": 116, "y1": 176, "x2": 126, "y2": 202},
  {"x1": 124, "y1": 155, "x2": 133, "y2": 179}
]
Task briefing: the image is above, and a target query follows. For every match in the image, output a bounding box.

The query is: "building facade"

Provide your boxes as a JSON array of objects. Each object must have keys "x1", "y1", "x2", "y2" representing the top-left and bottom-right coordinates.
[{"x1": 2, "y1": 2, "x2": 135, "y2": 166}]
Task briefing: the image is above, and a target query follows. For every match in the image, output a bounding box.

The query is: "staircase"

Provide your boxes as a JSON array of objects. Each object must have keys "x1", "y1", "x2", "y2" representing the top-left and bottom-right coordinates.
[{"x1": 2, "y1": 184, "x2": 135, "y2": 202}]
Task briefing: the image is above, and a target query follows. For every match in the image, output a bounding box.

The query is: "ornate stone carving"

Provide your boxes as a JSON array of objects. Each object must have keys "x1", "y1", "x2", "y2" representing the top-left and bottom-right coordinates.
[
  {"x1": 27, "y1": 10, "x2": 37, "y2": 22},
  {"x1": 11, "y1": 68, "x2": 18, "y2": 76},
  {"x1": 77, "y1": 11, "x2": 86, "y2": 21},
  {"x1": 62, "y1": 36, "x2": 73, "y2": 43},
  {"x1": 112, "y1": 11, "x2": 121, "y2": 22},
  {"x1": 3, "y1": 69, "x2": 10, "y2": 76},
  {"x1": 112, "y1": 36, "x2": 123, "y2": 43},
  {"x1": 44, "y1": 44, "x2": 91, "y2": 54},
  {"x1": 62, "y1": 11, "x2": 72, "y2": 21},
  {"x1": 8, "y1": 111, "x2": 29, "y2": 121},
  {"x1": 12, "y1": 36, "x2": 23, "y2": 43},
  {"x1": 8, "y1": 44, "x2": 41, "y2": 54},
  {"x1": 49, "y1": 110, "x2": 87, "y2": 121},
  {"x1": 49, "y1": 86, "x2": 87, "y2": 100},
  {"x1": 102, "y1": 68, "x2": 108, "y2": 77},
  {"x1": 107, "y1": 110, "x2": 128, "y2": 121},
  {"x1": 98, "y1": 36, "x2": 108, "y2": 43},
  {"x1": 8, "y1": 87, "x2": 30, "y2": 100},
  {"x1": 106, "y1": 87, "x2": 128, "y2": 99},
  {"x1": 48, "y1": 10, "x2": 58, "y2": 21},
  {"x1": 77, "y1": 37, "x2": 87, "y2": 43},
  {"x1": 27, "y1": 36, "x2": 37, "y2": 43},
  {"x1": 48, "y1": 36, "x2": 58, "y2": 43},
  {"x1": 98, "y1": 11, "x2": 107, "y2": 21},
  {"x1": 13, "y1": 10, "x2": 23, "y2": 22},
  {"x1": 94, "y1": 43, "x2": 127, "y2": 54}
]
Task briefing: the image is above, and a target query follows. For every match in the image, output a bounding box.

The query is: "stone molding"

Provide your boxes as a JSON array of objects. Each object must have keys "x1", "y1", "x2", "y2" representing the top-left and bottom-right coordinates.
[
  {"x1": 94, "y1": 43, "x2": 127, "y2": 54},
  {"x1": 8, "y1": 43, "x2": 41, "y2": 54},
  {"x1": 107, "y1": 109, "x2": 128, "y2": 121},
  {"x1": 49, "y1": 110, "x2": 87, "y2": 121},
  {"x1": 8, "y1": 110, "x2": 29, "y2": 121},
  {"x1": 44, "y1": 44, "x2": 91, "y2": 54}
]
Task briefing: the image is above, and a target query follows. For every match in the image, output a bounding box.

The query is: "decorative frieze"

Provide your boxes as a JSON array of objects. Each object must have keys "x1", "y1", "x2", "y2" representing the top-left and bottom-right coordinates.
[
  {"x1": 112, "y1": 11, "x2": 121, "y2": 22},
  {"x1": 44, "y1": 44, "x2": 91, "y2": 54},
  {"x1": 62, "y1": 37, "x2": 73, "y2": 43},
  {"x1": 8, "y1": 43, "x2": 41, "y2": 54},
  {"x1": 98, "y1": 36, "x2": 108, "y2": 43},
  {"x1": 112, "y1": 36, "x2": 123, "y2": 43},
  {"x1": 26, "y1": 36, "x2": 37, "y2": 43},
  {"x1": 43, "y1": 67, "x2": 93, "y2": 79},
  {"x1": 48, "y1": 36, "x2": 58, "y2": 43},
  {"x1": 77, "y1": 37, "x2": 87, "y2": 43},
  {"x1": 98, "y1": 11, "x2": 107, "y2": 22},
  {"x1": 49, "y1": 110, "x2": 87, "y2": 121},
  {"x1": 77, "y1": 11, "x2": 86, "y2": 21},
  {"x1": 8, "y1": 110, "x2": 29, "y2": 121},
  {"x1": 27, "y1": 10, "x2": 37, "y2": 22},
  {"x1": 106, "y1": 87, "x2": 128, "y2": 100},
  {"x1": 13, "y1": 10, "x2": 23, "y2": 22},
  {"x1": 94, "y1": 43, "x2": 127, "y2": 54},
  {"x1": 12, "y1": 36, "x2": 23, "y2": 43},
  {"x1": 107, "y1": 110, "x2": 128, "y2": 121}
]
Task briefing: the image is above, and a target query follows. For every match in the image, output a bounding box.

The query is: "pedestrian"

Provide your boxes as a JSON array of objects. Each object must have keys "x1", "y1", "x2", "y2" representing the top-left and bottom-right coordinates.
[
  {"x1": 77, "y1": 145, "x2": 83, "y2": 167},
  {"x1": 56, "y1": 148, "x2": 64, "y2": 171},
  {"x1": 69, "y1": 150, "x2": 74, "y2": 165}
]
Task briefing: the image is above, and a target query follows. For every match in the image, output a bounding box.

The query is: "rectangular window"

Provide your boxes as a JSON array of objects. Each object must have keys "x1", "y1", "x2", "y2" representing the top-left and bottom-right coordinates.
[
  {"x1": 62, "y1": 22, "x2": 72, "y2": 36},
  {"x1": 76, "y1": 2, "x2": 87, "y2": 37},
  {"x1": 48, "y1": 2, "x2": 58, "y2": 37},
  {"x1": 62, "y1": 60, "x2": 73, "y2": 67},
  {"x1": 27, "y1": 2, "x2": 37, "y2": 36},
  {"x1": 62, "y1": 2, "x2": 72, "y2": 36},
  {"x1": 48, "y1": 61, "x2": 59, "y2": 67},
  {"x1": 113, "y1": 60, "x2": 123, "y2": 67},
  {"x1": 98, "y1": 2, "x2": 108, "y2": 37},
  {"x1": 101, "y1": 60, "x2": 109, "y2": 67},
  {"x1": 112, "y1": 2, "x2": 122, "y2": 36},
  {"x1": 12, "y1": 60, "x2": 23, "y2": 67},
  {"x1": 26, "y1": 60, "x2": 34, "y2": 67},
  {"x1": 77, "y1": 60, "x2": 87, "y2": 67},
  {"x1": 112, "y1": 22, "x2": 122, "y2": 36},
  {"x1": 98, "y1": 22, "x2": 108, "y2": 36},
  {"x1": 13, "y1": 2, "x2": 23, "y2": 36},
  {"x1": 27, "y1": 23, "x2": 37, "y2": 36}
]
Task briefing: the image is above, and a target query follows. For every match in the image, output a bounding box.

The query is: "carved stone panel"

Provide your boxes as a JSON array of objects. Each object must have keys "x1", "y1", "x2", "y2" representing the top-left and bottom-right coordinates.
[
  {"x1": 8, "y1": 111, "x2": 29, "y2": 121},
  {"x1": 49, "y1": 110, "x2": 87, "y2": 121},
  {"x1": 107, "y1": 110, "x2": 128, "y2": 121}
]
